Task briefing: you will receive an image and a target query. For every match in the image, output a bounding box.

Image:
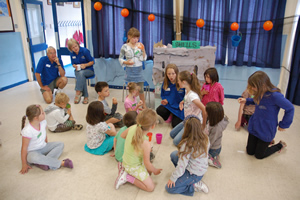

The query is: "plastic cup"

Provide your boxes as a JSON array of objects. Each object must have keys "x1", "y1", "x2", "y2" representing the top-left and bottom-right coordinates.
[
  {"x1": 76, "y1": 64, "x2": 81, "y2": 71},
  {"x1": 156, "y1": 133, "x2": 163, "y2": 144},
  {"x1": 66, "y1": 103, "x2": 71, "y2": 109},
  {"x1": 147, "y1": 132, "x2": 153, "y2": 142}
]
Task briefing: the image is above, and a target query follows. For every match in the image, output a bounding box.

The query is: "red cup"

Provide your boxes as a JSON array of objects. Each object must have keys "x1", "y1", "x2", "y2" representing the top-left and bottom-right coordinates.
[
  {"x1": 147, "y1": 132, "x2": 153, "y2": 142},
  {"x1": 156, "y1": 133, "x2": 163, "y2": 144}
]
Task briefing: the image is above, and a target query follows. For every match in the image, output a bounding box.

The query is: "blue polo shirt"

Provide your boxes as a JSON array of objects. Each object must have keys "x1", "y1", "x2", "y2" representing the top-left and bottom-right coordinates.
[
  {"x1": 36, "y1": 56, "x2": 65, "y2": 86},
  {"x1": 161, "y1": 81, "x2": 185, "y2": 120},
  {"x1": 70, "y1": 47, "x2": 94, "y2": 71}
]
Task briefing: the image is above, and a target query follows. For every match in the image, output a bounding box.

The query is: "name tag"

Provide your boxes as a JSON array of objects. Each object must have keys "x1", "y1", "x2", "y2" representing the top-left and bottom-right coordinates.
[
  {"x1": 81, "y1": 56, "x2": 85, "y2": 59},
  {"x1": 37, "y1": 132, "x2": 42, "y2": 138},
  {"x1": 72, "y1": 56, "x2": 76, "y2": 59},
  {"x1": 166, "y1": 88, "x2": 171, "y2": 91},
  {"x1": 46, "y1": 64, "x2": 51, "y2": 68},
  {"x1": 132, "y1": 103, "x2": 137, "y2": 107}
]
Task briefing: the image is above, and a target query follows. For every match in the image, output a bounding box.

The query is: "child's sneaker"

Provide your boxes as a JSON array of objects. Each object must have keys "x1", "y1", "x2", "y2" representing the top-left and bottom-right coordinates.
[
  {"x1": 165, "y1": 114, "x2": 173, "y2": 123},
  {"x1": 115, "y1": 167, "x2": 127, "y2": 189},
  {"x1": 63, "y1": 159, "x2": 74, "y2": 169},
  {"x1": 194, "y1": 180, "x2": 209, "y2": 193},
  {"x1": 208, "y1": 154, "x2": 222, "y2": 169}
]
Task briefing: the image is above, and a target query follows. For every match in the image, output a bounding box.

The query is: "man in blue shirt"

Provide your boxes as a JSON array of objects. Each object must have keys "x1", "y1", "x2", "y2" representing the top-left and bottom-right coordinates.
[{"x1": 35, "y1": 47, "x2": 68, "y2": 103}]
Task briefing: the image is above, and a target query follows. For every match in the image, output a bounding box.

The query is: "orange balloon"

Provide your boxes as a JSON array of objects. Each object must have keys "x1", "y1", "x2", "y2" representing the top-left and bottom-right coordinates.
[
  {"x1": 148, "y1": 14, "x2": 155, "y2": 22},
  {"x1": 263, "y1": 21, "x2": 273, "y2": 31},
  {"x1": 121, "y1": 8, "x2": 129, "y2": 17},
  {"x1": 196, "y1": 19, "x2": 205, "y2": 28},
  {"x1": 231, "y1": 22, "x2": 239, "y2": 31},
  {"x1": 94, "y1": 2, "x2": 102, "y2": 11}
]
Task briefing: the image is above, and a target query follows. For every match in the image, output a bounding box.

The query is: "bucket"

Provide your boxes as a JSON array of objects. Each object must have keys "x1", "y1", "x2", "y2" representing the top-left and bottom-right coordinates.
[{"x1": 231, "y1": 32, "x2": 242, "y2": 47}]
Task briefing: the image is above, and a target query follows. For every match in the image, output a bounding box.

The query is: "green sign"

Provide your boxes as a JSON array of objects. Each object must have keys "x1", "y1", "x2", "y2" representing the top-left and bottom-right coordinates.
[{"x1": 172, "y1": 40, "x2": 200, "y2": 49}]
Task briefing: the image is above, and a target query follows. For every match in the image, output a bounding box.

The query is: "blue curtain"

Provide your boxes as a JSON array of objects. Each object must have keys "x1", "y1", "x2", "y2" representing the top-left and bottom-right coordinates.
[
  {"x1": 182, "y1": 0, "x2": 229, "y2": 65},
  {"x1": 286, "y1": 17, "x2": 300, "y2": 106},
  {"x1": 227, "y1": 0, "x2": 286, "y2": 68},
  {"x1": 91, "y1": 0, "x2": 173, "y2": 59}
]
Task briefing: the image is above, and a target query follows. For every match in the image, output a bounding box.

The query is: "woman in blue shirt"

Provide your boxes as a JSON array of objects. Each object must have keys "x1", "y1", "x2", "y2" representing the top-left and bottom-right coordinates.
[{"x1": 67, "y1": 38, "x2": 95, "y2": 104}]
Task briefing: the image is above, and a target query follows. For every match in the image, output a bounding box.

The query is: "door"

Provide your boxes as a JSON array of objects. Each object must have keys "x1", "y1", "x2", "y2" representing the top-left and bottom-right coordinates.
[
  {"x1": 51, "y1": 0, "x2": 85, "y2": 77},
  {"x1": 23, "y1": 0, "x2": 47, "y2": 80}
]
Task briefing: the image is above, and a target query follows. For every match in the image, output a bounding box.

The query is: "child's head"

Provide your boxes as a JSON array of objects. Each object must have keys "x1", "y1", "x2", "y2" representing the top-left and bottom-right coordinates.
[
  {"x1": 55, "y1": 93, "x2": 69, "y2": 108},
  {"x1": 247, "y1": 71, "x2": 280, "y2": 104},
  {"x1": 206, "y1": 102, "x2": 224, "y2": 126},
  {"x1": 128, "y1": 82, "x2": 140, "y2": 96},
  {"x1": 86, "y1": 101, "x2": 105, "y2": 125},
  {"x1": 163, "y1": 64, "x2": 180, "y2": 90},
  {"x1": 22, "y1": 105, "x2": 44, "y2": 129},
  {"x1": 132, "y1": 109, "x2": 157, "y2": 152},
  {"x1": 123, "y1": 111, "x2": 138, "y2": 127},
  {"x1": 95, "y1": 82, "x2": 109, "y2": 97},
  {"x1": 178, "y1": 70, "x2": 201, "y2": 98},
  {"x1": 178, "y1": 115, "x2": 209, "y2": 159},
  {"x1": 204, "y1": 68, "x2": 219, "y2": 84},
  {"x1": 127, "y1": 27, "x2": 140, "y2": 43}
]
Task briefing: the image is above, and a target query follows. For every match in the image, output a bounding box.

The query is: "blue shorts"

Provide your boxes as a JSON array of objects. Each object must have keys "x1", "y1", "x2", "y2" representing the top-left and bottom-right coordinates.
[{"x1": 84, "y1": 134, "x2": 114, "y2": 155}]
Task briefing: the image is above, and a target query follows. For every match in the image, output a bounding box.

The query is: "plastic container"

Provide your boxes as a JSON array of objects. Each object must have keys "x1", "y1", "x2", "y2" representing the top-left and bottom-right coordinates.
[
  {"x1": 156, "y1": 133, "x2": 163, "y2": 144},
  {"x1": 147, "y1": 132, "x2": 153, "y2": 142},
  {"x1": 231, "y1": 32, "x2": 242, "y2": 47}
]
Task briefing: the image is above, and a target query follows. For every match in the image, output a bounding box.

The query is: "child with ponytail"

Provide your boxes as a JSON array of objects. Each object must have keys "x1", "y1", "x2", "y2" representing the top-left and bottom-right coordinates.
[
  {"x1": 20, "y1": 105, "x2": 73, "y2": 174},
  {"x1": 114, "y1": 109, "x2": 162, "y2": 191}
]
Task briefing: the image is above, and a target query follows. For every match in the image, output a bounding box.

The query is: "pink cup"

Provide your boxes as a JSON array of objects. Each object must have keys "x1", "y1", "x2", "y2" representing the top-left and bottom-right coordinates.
[{"x1": 156, "y1": 133, "x2": 163, "y2": 144}]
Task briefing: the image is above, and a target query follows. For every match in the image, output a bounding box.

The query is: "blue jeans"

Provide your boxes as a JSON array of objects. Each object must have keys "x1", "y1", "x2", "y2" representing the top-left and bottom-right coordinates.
[
  {"x1": 27, "y1": 142, "x2": 64, "y2": 170},
  {"x1": 165, "y1": 151, "x2": 203, "y2": 196},
  {"x1": 75, "y1": 69, "x2": 94, "y2": 97},
  {"x1": 170, "y1": 121, "x2": 184, "y2": 146},
  {"x1": 209, "y1": 147, "x2": 222, "y2": 158}
]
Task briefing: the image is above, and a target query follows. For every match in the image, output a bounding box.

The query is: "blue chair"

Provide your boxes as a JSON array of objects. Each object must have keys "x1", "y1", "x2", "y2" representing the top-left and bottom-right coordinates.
[{"x1": 86, "y1": 74, "x2": 96, "y2": 86}]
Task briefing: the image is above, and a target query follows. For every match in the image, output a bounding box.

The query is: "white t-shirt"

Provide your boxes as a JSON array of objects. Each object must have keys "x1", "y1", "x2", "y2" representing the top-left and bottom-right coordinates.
[
  {"x1": 21, "y1": 120, "x2": 47, "y2": 152},
  {"x1": 184, "y1": 90, "x2": 203, "y2": 122}
]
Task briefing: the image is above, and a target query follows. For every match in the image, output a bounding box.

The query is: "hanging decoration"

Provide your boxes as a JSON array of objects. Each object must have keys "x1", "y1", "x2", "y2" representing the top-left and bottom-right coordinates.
[
  {"x1": 196, "y1": 19, "x2": 205, "y2": 28},
  {"x1": 94, "y1": 2, "x2": 102, "y2": 11},
  {"x1": 231, "y1": 22, "x2": 239, "y2": 31},
  {"x1": 121, "y1": 8, "x2": 129, "y2": 17},
  {"x1": 263, "y1": 21, "x2": 273, "y2": 31},
  {"x1": 148, "y1": 14, "x2": 155, "y2": 22}
]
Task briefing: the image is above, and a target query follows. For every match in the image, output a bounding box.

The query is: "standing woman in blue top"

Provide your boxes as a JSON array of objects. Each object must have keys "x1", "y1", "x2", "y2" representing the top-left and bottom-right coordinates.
[
  {"x1": 67, "y1": 38, "x2": 95, "y2": 104},
  {"x1": 119, "y1": 27, "x2": 147, "y2": 109},
  {"x1": 238, "y1": 71, "x2": 294, "y2": 159},
  {"x1": 156, "y1": 64, "x2": 185, "y2": 128}
]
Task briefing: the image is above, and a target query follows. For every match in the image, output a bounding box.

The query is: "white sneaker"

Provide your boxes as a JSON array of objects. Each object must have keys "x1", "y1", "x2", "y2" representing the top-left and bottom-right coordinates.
[
  {"x1": 194, "y1": 181, "x2": 209, "y2": 193},
  {"x1": 115, "y1": 167, "x2": 127, "y2": 189}
]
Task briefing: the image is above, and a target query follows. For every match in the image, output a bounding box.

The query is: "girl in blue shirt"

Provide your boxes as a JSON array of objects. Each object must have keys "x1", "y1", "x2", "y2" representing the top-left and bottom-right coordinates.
[
  {"x1": 238, "y1": 71, "x2": 294, "y2": 159},
  {"x1": 156, "y1": 64, "x2": 185, "y2": 128},
  {"x1": 67, "y1": 38, "x2": 95, "y2": 104}
]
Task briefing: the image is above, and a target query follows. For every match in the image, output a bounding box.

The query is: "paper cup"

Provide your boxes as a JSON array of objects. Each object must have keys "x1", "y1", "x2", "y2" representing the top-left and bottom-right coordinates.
[
  {"x1": 76, "y1": 64, "x2": 81, "y2": 71},
  {"x1": 147, "y1": 132, "x2": 153, "y2": 142},
  {"x1": 156, "y1": 133, "x2": 162, "y2": 144}
]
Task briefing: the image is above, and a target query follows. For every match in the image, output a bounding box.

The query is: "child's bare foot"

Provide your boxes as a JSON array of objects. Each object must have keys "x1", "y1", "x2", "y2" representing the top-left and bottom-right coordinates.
[{"x1": 278, "y1": 140, "x2": 287, "y2": 153}]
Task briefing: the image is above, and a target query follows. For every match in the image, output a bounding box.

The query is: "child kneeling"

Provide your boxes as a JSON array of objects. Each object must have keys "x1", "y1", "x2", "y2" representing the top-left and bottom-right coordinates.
[{"x1": 166, "y1": 115, "x2": 209, "y2": 196}]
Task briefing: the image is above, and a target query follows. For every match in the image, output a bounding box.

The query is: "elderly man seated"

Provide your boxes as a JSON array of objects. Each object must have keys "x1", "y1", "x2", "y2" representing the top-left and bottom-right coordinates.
[{"x1": 35, "y1": 46, "x2": 68, "y2": 103}]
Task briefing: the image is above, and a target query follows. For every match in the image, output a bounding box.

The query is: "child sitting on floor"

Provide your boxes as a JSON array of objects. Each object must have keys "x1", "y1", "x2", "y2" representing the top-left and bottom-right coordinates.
[
  {"x1": 45, "y1": 93, "x2": 82, "y2": 132},
  {"x1": 124, "y1": 82, "x2": 144, "y2": 113},
  {"x1": 84, "y1": 101, "x2": 117, "y2": 155},
  {"x1": 95, "y1": 82, "x2": 124, "y2": 127}
]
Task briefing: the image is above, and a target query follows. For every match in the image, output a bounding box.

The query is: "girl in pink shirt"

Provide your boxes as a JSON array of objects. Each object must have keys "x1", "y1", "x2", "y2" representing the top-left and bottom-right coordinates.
[
  {"x1": 201, "y1": 68, "x2": 224, "y2": 106},
  {"x1": 124, "y1": 82, "x2": 143, "y2": 113}
]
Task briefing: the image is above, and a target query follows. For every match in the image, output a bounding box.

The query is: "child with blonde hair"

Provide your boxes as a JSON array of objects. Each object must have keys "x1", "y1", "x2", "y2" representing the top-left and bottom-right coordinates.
[
  {"x1": 238, "y1": 71, "x2": 294, "y2": 159},
  {"x1": 45, "y1": 93, "x2": 82, "y2": 132},
  {"x1": 115, "y1": 109, "x2": 162, "y2": 191},
  {"x1": 20, "y1": 105, "x2": 73, "y2": 174},
  {"x1": 170, "y1": 70, "x2": 207, "y2": 146},
  {"x1": 200, "y1": 68, "x2": 224, "y2": 106},
  {"x1": 84, "y1": 101, "x2": 117, "y2": 155},
  {"x1": 156, "y1": 64, "x2": 185, "y2": 128},
  {"x1": 124, "y1": 82, "x2": 143, "y2": 113},
  {"x1": 166, "y1": 115, "x2": 209, "y2": 196}
]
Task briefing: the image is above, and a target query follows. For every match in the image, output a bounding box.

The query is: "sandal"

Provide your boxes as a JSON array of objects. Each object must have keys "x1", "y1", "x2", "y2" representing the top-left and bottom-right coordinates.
[
  {"x1": 72, "y1": 124, "x2": 83, "y2": 130},
  {"x1": 83, "y1": 97, "x2": 89, "y2": 104},
  {"x1": 74, "y1": 93, "x2": 82, "y2": 104}
]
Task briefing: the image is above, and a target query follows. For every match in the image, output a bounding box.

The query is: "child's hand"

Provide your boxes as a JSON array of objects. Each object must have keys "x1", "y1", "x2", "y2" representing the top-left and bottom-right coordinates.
[
  {"x1": 112, "y1": 97, "x2": 118, "y2": 104},
  {"x1": 153, "y1": 168, "x2": 162, "y2": 175},
  {"x1": 238, "y1": 98, "x2": 246, "y2": 104},
  {"x1": 126, "y1": 59, "x2": 134, "y2": 65},
  {"x1": 278, "y1": 127, "x2": 286, "y2": 131},
  {"x1": 20, "y1": 164, "x2": 32, "y2": 174},
  {"x1": 137, "y1": 42, "x2": 144, "y2": 51},
  {"x1": 138, "y1": 100, "x2": 143, "y2": 107},
  {"x1": 235, "y1": 121, "x2": 241, "y2": 131},
  {"x1": 167, "y1": 179, "x2": 175, "y2": 188},
  {"x1": 161, "y1": 99, "x2": 168, "y2": 105},
  {"x1": 179, "y1": 101, "x2": 184, "y2": 111},
  {"x1": 201, "y1": 89, "x2": 209, "y2": 95},
  {"x1": 67, "y1": 108, "x2": 72, "y2": 115}
]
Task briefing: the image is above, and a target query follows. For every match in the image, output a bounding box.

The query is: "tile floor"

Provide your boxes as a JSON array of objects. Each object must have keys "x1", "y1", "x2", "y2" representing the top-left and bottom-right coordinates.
[{"x1": 0, "y1": 80, "x2": 299, "y2": 200}]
